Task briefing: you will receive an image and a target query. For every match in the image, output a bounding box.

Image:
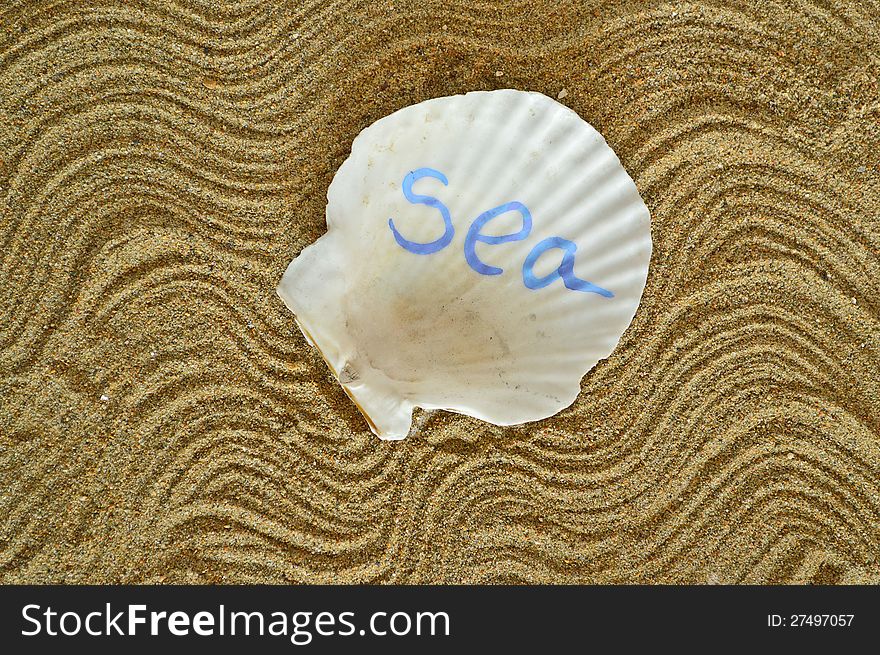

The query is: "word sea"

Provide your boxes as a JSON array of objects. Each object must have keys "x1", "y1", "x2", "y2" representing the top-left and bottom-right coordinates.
[{"x1": 387, "y1": 168, "x2": 613, "y2": 297}]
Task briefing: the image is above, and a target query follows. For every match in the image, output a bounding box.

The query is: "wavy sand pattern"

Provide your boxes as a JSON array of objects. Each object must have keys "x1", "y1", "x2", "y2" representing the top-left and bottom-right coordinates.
[{"x1": 1, "y1": 1, "x2": 879, "y2": 583}]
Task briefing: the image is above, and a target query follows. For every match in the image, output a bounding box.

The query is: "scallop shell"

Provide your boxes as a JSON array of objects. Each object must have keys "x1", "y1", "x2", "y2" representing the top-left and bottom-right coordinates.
[{"x1": 278, "y1": 89, "x2": 651, "y2": 439}]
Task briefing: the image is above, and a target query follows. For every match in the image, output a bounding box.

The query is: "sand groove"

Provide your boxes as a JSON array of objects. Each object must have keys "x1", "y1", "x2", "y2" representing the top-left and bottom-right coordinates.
[{"x1": 1, "y1": 0, "x2": 878, "y2": 583}]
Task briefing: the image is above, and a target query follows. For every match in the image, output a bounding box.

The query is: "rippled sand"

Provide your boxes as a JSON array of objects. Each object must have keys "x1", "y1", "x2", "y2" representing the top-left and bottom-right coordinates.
[{"x1": 1, "y1": 1, "x2": 878, "y2": 583}]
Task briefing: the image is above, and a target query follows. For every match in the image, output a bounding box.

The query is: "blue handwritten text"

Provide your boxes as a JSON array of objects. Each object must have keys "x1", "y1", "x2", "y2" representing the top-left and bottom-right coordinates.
[{"x1": 389, "y1": 167, "x2": 613, "y2": 297}]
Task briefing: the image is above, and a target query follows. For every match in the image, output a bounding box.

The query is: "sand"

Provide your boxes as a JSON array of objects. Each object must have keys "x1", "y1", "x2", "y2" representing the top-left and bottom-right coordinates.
[{"x1": 1, "y1": 0, "x2": 878, "y2": 584}]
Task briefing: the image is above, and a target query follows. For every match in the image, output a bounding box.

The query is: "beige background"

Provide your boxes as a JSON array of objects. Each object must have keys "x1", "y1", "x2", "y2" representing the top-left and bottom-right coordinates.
[{"x1": 1, "y1": 0, "x2": 878, "y2": 583}]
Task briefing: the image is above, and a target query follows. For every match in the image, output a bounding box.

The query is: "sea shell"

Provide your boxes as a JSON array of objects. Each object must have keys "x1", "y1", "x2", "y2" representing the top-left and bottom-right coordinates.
[{"x1": 278, "y1": 89, "x2": 651, "y2": 439}]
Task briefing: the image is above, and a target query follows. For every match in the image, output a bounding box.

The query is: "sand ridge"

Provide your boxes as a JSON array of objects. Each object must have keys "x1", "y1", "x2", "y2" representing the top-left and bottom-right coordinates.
[{"x1": 0, "y1": 0, "x2": 878, "y2": 583}]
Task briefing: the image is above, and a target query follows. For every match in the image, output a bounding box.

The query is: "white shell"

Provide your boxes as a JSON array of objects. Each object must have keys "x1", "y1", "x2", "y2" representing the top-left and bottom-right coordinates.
[{"x1": 278, "y1": 90, "x2": 651, "y2": 439}]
